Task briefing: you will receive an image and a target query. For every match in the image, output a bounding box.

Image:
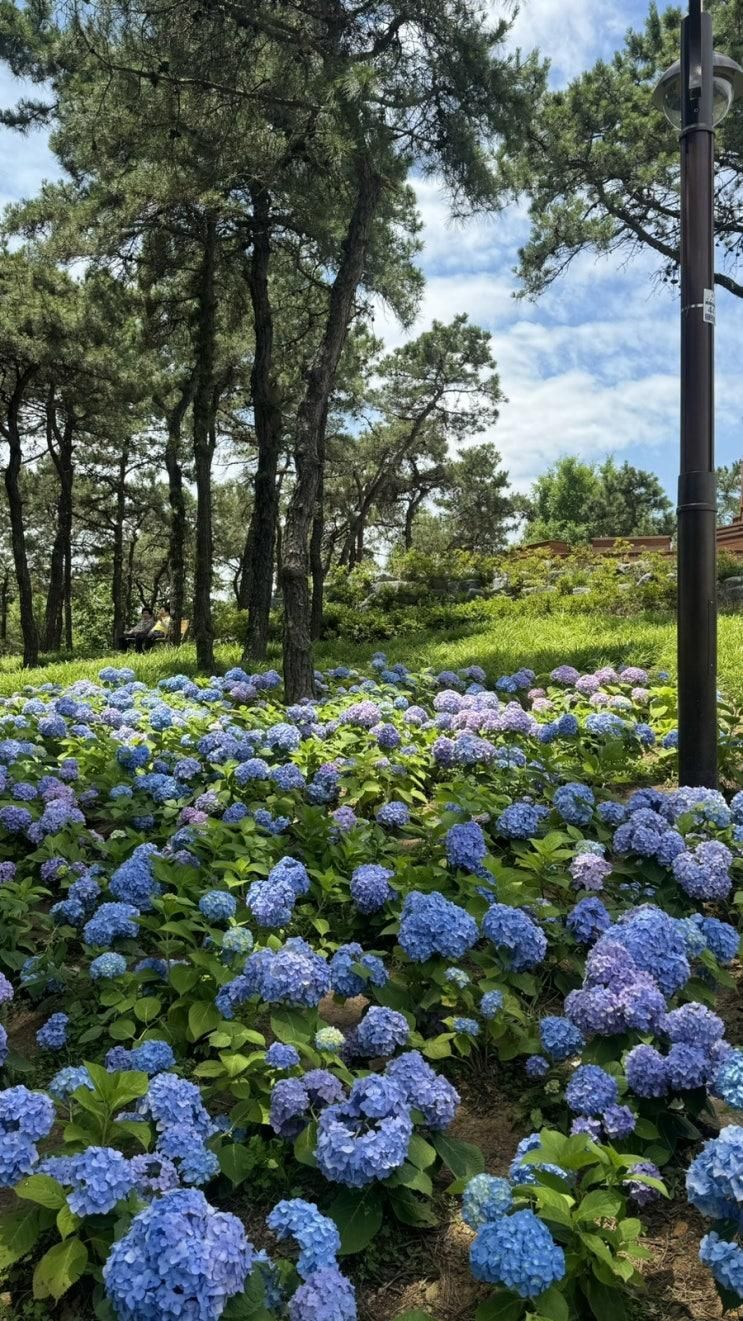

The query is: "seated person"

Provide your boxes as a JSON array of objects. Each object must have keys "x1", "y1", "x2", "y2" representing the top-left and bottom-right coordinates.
[
  {"x1": 142, "y1": 607, "x2": 172, "y2": 649},
  {"x1": 118, "y1": 607, "x2": 154, "y2": 653}
]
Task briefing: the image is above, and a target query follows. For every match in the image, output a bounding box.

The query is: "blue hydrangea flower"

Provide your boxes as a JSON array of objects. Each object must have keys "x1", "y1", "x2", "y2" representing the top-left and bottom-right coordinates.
[
  {"x1": 446, "y1": 821, "x2": 487, "y2": 871},
  {"x1": 481, "y1": 990, "x2": 504, "y2": 1019},
  {"x1": 452, "y1": 1017, "x2": 480, "y2": 1037},
  {"x1": 90, "y1": 952, "x2": 127, "y2": 980},
  {"x1": 482, "y1": 904, "x2": 546, "y2": 971},
  {"x1": 83, "y1": 902, "x2": 139, "y2": 947},
  {"x1": 287, "y1": 1267, "x2": 356, "y2": 1321},
  {"x1": 329, "y1": 944, "x2": 388, "y2": 998},
  {"x1": 246, "y1": 875, "x2": 296, "y2": 927},
  {"x1": 553, "y1": 783, "x2": 594, "y2": 826},
  {"x1": 565, "y1": 1065, "x2": 618, "y2": 1115},
  {"x1": 36, "y1": 1012, "x2": 68, "y2": 1050},
  {"x1": 385, "y1": 1051, "x2": 459, "y2": 1130},
  {"x1": 349, "y1": 864, "x2": 395, "y2": 914},
  {"x1": 625, "y1": 1044, "x2": 668, "y2": 1098},
  {"x1": 67, "y1": 1146, "x2": 135, "y2": 1216},
  {"x1": 399, "y1": 891, "x2": 478, "y2": 963},
  {"x1": 523, "y1": 1054, "x2": 549, "y2": 1081},
  {"x1": 0, "y1": 1131, "x2": 38, "y2": 1186},
  {"x1": 496, "y1": 802, "x2": 548, "y2": 840},
  {"x1": 156, "y1": 1126, "x2": 220, "y2": 1186},
  {"x1": 470, "y1": 1208, "x2": 566, "y2": 1297},
  {"x1": 687, "y1": 1127, "x2": 743, "y2": 1223},
  {"x1": 315, "y1": 1076, "x2": 413, "y2": 1188},
  {"x1": 270, "y1": 1079, "x2": 310, "y2": 1138},
  {"x1": 376, "y1": 801, "x2": 410, "y2": 829},
  {"x1": 130, "y1": 1040, "x2": 176, "y2": 1076},
  {"x1": 144, "y1": 1074, "x2": 215, "y2": 1139},
  {"x1": 48, "y1": 1065, "x2": 93, "y2": 1102},
  {"x1": 714, "y1": 1050, "x2": 743, "y2": 1110},
  {"x1": 199, "y1": 890, "x2": 237, "y2": 924},
  {"x1": 267, "y1": 1197, "x2": 340, "y2": 1279},
  {"x1": 103, "y1": 1188, "x2": 254, "y2": 1321},
  {"x1": 462, "y1": 1173, "x2": 513, "y2": 1229},
  {"x1": 0, "y1": 1086, "x2": 55, "y2": 1142},
  {"x1": 265, "y1": 1043, "x2": 300, "y2": 1075},
  {"x1": 624, "y1": 1160, "x2": 663, "y2": 1207},
  {"x1": 110, "y1": 844, "x2": 161, "y2": 910},
  {"x1": 539, "y1": 1016, "x2": 584, "y2": 1062},
  {"x1": 666, "y1": 1043, "x2": 714, "y2": 1092},
  {"x1": 566, "y1": 898, "x2": 611, "y2": 945},
  {"x1": 602, "y1": 1104, "x2": 636, "y2": 1139},
  {"x1": 697, "y1": 916, "x2": 739, "y2": 965},
  {"x1": 355, "y1": 1007, "x2": 409, "y2": 1058},
  {"x1": 700, "y1": 1233, "x2": 743, "y2": 1296}
]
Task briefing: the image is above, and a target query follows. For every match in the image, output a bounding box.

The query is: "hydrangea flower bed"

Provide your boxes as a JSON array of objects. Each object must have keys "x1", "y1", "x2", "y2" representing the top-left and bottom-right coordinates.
[{"x1": 0, "y1": 654, "x2": 741, "y2": 1319}]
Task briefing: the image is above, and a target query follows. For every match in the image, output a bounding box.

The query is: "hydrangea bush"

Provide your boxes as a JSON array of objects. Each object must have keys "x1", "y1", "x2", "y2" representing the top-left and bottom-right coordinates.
[{"x1": 0, "y1": 654, "x2": 740, "y2": 1318}]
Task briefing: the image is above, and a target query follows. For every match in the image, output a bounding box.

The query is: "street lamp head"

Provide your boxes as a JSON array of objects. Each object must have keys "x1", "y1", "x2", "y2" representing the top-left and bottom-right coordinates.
[{"x1": 653, "y1": 53, "x2": 743, "y2": 129}]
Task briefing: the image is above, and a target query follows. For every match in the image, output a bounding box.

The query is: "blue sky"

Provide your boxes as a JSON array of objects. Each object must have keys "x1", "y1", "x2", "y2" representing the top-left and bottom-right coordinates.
[{"x1": 0, "y1": 0, "x2": 740, "y2": 498}]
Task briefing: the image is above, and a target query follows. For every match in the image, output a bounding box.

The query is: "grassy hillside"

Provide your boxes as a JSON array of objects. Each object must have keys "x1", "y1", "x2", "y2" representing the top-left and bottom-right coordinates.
[{"x1": 1, "y1": 608, "x2": 742, "y2": 697}]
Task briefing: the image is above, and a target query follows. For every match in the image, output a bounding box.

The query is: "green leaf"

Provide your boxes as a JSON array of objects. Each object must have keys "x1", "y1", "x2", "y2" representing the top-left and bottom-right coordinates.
[
  {"x1": 393, "y1": 1313, "x2": 437, "y2": 1321},
  {"x1": 328, "y1": 1187, "x2": 384, "y2": 1254},
  {"x1": 33, "y1": 1236, "x2": 89, "y2": 1301},
  {"x1": 189, "y1": 1000, "x2": 222, "y2": 1040},
  {"x1": 0, "y1": 1206, "x2": 43, "y2": 1269},
  {"x1": 387, "y1": 1187, "x2": 439, "y2": 1228},
  {"x1": 270, "y1": 1009, "x2": 313, "y2": 1045},
  {"x1": 56, "y1": 1204, "x2": 80, "y2": 1239},
  {"x1": 294, "y1": 1121, "x2": 318, "y2": 1169},
  {"x1": 407, "y1": 1134, "x2": 437, "y2": 1170},
  {"x1": 110, "y1": 1071, "x2": 149, "y2": 1109},
  {"x1": 134, "y1": 996, "x2": 163, "y2": 1023},
  {"x1": 583, "y1": 1277, "x2": 628, "y2": 1321},
  {"x1": 169, "y1": 965, "x2": 200, "y2": 995},
  {"x1": 575, "y1": 1190, "x2": 623, "y2": 1224},
  {"x1": 534, "y1": 1286, "x2": 569, "y2": 1321},
  {"x1": 475, "y1": 1295, "x2": 524, "y2": 1321},
  {"x1": 388, "y1": 1162, "x2": 433, "y2": 1196},
  {"x1": 421, "y1": 1035, "x2": 452, "y2": 1060},
  {"x1": 431, "y1": 1133, "x2": 484, "y2": 1180},
  {"x1": 108, "y1": 1017, "x2": 136, "y2": 1041},
  {"x1": 219, "y1": 1145, "x2": 254, "y2": 1187},
  {"x1": 15, "y1": 1174, "x2": 66, "y2": 1209}
]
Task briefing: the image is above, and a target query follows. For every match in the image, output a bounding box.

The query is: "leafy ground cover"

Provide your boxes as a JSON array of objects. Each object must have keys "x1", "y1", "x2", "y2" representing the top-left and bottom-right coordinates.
[{"x1": 0, "y1": 645, "x2": 742, "y2": 1321}]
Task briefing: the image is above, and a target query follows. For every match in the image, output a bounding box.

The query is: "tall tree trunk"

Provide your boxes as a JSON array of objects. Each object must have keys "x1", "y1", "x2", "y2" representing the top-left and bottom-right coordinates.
[
  {"x1": 0, "y1": 573, "x2": 8, "y2": 644},
  {"x1": 111, "y1": 440, "x2": 130, "y2": 647},
  {"x1": 3, "y1": 372, "x2": 38, "y2": 667},
  {"x1": 191, "y1": 214, "x2": 218, "y2": 674},
  {"x1": 243, "y1": 187, "x2": 283, "y2": 662},
  {"x1": 162, "y1": 381, "x2": 193, "y2": 646},
  {"x1": 43, "y1": 399, "x2": 74, "y2": 653},
  {"x1": 310, "y1": 422, "x2": 327, "y2": 641},
  {"x1": 63, "y1": 542, "x2": 72, "y2": 651},
  {"x1": 404, "y1": 492, "x2": 425, "y2": 550},
  {"x1": 281, "y1": 159, "x2": 382, "y2": 699}
]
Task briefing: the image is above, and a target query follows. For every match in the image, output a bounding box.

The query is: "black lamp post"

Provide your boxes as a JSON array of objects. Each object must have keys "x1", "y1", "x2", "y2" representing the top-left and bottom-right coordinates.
[{"x1": 653, "y1": 1, "x2": 743, "y2": 789}]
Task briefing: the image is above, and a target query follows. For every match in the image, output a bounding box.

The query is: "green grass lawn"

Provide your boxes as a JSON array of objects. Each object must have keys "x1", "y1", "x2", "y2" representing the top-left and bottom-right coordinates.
[{"x1": 1, "y1": 608, "x2": 742, "y2": 697}]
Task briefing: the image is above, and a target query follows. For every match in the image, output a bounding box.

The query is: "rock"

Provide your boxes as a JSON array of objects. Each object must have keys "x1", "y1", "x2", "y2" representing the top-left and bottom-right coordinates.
[
  {"x1": 571, "y1": 586, "x2": 591, "y2": 596},
  {"x1": 636, "y1": 572, "x2": 654, "y2": 585},
  {"x1": 370, "y1": 578, "x2": 406, "y2": 595},
  {"x1": 721, "y1": 576, "x2": 743, "y2": 589},
  {"x1": 491, "y1": 573, "x2": 508, "y2": 592}
]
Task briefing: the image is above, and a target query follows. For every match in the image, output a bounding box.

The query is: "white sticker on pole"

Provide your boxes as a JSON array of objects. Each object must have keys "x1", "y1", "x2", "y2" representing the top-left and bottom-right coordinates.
[{"x1": 703, "y1": 288, "x2": 716, "y2": 324}]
